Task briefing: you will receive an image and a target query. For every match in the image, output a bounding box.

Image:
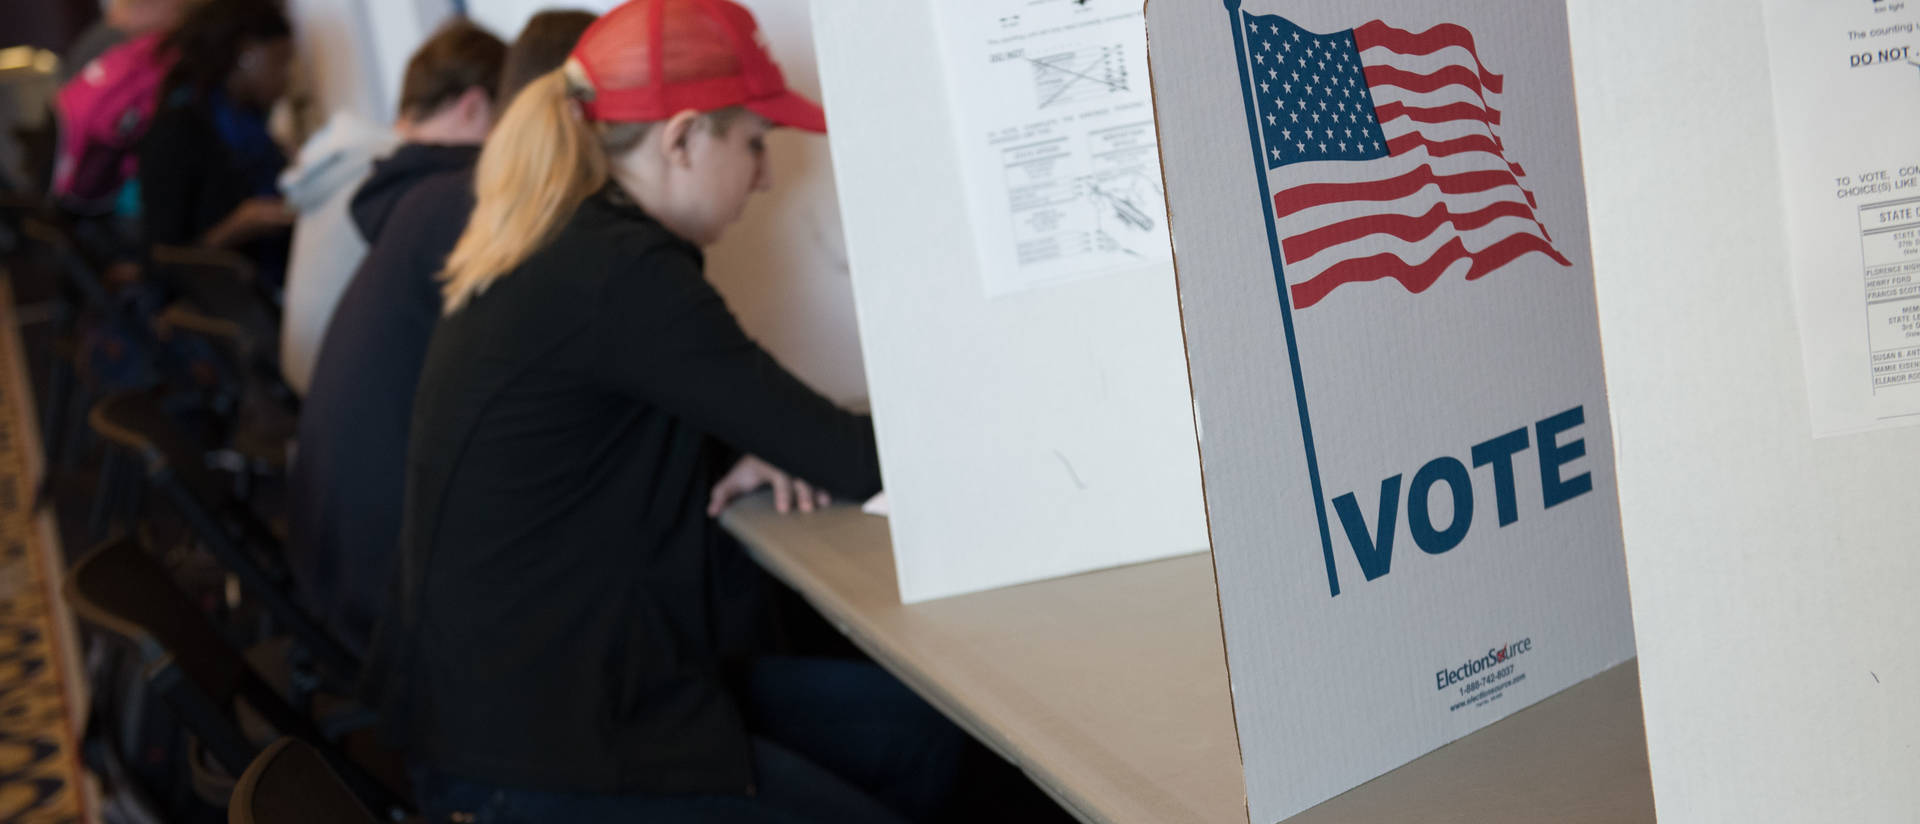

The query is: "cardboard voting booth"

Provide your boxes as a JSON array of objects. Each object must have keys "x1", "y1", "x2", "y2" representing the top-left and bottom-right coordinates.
[
  {"x1": 1147, "y1": 1, "x2": 1635, "y2": 819},
  {"x1": 813, "y1": 0, "x2": 1209, "y2": 603},
  {"x1": 1567, "y1": 0, "x2": 1920, "y2": 819}
]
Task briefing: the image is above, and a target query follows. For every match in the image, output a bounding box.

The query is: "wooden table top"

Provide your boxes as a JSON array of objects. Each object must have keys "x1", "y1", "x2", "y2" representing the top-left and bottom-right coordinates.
[{"x1": 722, "y1": 498, "x2": 1653, "y2": 823}]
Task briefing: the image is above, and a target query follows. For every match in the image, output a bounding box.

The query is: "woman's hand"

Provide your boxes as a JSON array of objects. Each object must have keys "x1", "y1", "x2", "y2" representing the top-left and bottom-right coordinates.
[
  {"x1": 203, "y1": 196, "x2": 295, "y2": 248},
  {"x1": 708, "y1": 455, "x2": 832, "y2": 517}
]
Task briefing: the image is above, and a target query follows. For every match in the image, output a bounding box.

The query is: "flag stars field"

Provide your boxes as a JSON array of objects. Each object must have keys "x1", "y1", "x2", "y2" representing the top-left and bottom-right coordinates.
[{"x1": 1239, "y1": 11, "x2": 1570, "y2": 309}]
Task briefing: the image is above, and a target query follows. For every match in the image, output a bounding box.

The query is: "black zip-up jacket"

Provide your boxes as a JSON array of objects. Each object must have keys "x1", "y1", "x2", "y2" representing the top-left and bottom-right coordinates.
[
  {"x1": 287, "y1": 147, "x2": 477, "y2": 654},
  {"x1": 360, "y1": 186, "x2": 883, "y2": 794},
  {"x1": 138, "y1": 98, "x2": 289, "y2": 278}
]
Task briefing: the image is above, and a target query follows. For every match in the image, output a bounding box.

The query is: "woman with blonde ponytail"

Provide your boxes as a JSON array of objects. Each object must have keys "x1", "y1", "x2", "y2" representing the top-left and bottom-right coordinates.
[
  {"x1": 439, "y1": 65, "x2": 617, "y2": 311},
  {"x1": 363, "y1": 2, "x2": 963, "y2": 822}
]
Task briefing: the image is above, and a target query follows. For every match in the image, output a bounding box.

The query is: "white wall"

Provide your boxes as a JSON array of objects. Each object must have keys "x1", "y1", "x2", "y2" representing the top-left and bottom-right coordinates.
[
  {"x1": 1567, "y1": 1, "x2": 1920, "y2": 819},
  {"x1": 466, "y1": 0, "x2": 868, "y2": 402}
]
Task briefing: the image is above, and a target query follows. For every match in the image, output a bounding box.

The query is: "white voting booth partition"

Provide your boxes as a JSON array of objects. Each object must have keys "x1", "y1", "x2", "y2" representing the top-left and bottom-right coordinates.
[
  {"x1": 448, "y1": 1, "x2": 1910, "y2": 819},
  {"x1": 1148, "y1": 1, "x2": 1635, "y2": 820},
  {"x1": 1566, "y1": 0, "x2": 1920, "y2": 819},
  {"x1": 813, "y1": 1, "x2": 1209, "y2": 602}
]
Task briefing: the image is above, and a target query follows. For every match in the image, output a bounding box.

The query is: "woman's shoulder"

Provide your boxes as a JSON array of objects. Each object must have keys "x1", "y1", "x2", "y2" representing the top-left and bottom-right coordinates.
[
  {"x1": 144, "y1": 96, "x2": 216, "y2": 143},
  {"x1": 469, "y1": 192, "x2": 697, "y2": 318},
  {"x1": 138, "y1": 105, "x2": 213, "y2": 175},
  {"x1": 145, "y1": 97, "x2": 196, "y2": 130},
  {"x1": 528, "y1": 193, "x2": 712, "y2": 324},
  {"x1": 567, "y1": 187, "x2": 700, "y2": 265}
]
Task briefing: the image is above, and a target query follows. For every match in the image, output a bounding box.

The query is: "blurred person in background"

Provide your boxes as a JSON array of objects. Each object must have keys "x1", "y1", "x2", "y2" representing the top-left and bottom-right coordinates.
[
  {"x1": 278, "y1": 20, "x2": 508, "y2": 396},
  {"x1": 364, "y1": 2, "x2": 962, "y2": 821},
  {"x1": 136, "y1": 0, "x2": 294, "y2": 286},
  {"x1": 58, "y1": 0, "x2": 190, "y2": 85},
  {"x1": 49, "y1": 0, "x2": 191, "y2": 212},
  {"x1": 286, "y1": 10, "x2": 593, "y2": 658}
]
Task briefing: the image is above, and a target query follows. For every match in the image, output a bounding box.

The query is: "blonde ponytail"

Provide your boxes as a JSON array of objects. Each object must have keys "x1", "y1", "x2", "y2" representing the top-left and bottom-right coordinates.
[
  {"x1": 441, "y1": 61, "x2": 742, "y2": 313},
  {"x1": 441, "y1": 65, "x2": 611, "y2": 314}
]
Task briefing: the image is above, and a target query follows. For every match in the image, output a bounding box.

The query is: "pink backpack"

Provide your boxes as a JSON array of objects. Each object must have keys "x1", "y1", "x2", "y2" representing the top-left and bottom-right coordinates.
[{"x1": 51, "y1": 32, "x2": 172, "y2": 204}]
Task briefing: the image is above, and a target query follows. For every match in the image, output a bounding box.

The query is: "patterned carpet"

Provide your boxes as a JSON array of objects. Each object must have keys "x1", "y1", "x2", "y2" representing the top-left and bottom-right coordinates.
[{"x1": 0, "y1": 276, "x2": 91, "y2": 823}]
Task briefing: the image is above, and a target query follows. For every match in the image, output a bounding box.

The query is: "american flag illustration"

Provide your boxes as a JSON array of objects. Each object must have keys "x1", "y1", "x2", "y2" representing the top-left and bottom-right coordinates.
[{"x1": 1241, "y1": 13, "x2": 1570, "y2": 310}]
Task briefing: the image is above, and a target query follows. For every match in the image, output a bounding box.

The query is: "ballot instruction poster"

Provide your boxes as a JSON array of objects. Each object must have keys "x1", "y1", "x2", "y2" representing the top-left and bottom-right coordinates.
[
  {"x1": 932, "y1": 0, "x2": 1174, "y2": 297},
  {"x1": 1761, "y1": 0, "x2": 1920, "y2": 436},
  {"x1": 1145, "y1": 1, "x2": 1636, "y2": 820}
]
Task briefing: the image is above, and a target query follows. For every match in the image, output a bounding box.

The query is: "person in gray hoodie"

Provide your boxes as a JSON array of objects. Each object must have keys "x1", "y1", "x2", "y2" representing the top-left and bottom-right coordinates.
[{"x1": 277, "y1": 21, "x2": 505, "y2": 395}]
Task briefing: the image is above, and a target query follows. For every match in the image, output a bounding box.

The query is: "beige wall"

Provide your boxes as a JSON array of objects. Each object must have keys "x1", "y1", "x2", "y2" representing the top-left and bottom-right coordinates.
[{"x1": 286, "y1": 0, "x2": 456, "y2": 127}]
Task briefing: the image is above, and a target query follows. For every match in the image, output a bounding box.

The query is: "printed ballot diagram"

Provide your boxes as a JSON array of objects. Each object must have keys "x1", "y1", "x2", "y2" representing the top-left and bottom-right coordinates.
[
  {"x1": 935, "y1": 0, "x2": 1173, "y2": 297},
  {"x1": 1028, "y1": 43, "x2": 1132, "y2": 109},
  {"x1": 1761, "y1": 0, "x2": 1920, "y2": 436}
]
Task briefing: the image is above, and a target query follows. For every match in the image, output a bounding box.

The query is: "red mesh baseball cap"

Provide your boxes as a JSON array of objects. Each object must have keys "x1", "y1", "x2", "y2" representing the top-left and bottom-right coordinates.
[{"x1": 569, "y1": 0, "x2": 825, "y2": 132}]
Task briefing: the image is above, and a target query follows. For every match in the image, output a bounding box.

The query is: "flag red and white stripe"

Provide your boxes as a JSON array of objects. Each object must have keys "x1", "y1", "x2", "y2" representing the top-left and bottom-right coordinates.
[{"x1": 1250, "y1": 18, "x2": 1570, "y2": 310}]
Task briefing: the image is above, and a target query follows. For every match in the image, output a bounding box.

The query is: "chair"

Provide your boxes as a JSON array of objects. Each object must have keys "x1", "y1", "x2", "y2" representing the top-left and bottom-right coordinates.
[
  {"x1": 148, "y1": 244, "x2": 300, "y2": 416},
  {"x1": 87, "y1": 389, "x2": 358, "y2": 684},
  {"x1": 18, "y1": 213, "x2": 148, "y2": 491},
  {"x1": 65, "y1": 537, "x2": 409, "y2": 819},
  {"x1": 229, "y1": 738, "x2": 380, "y2": 824},
  {"x1": 156, "y1": 304, "x2": 295, "y2": 480},
  {"x1": 21, "y1": 212, "x2": 124, "y2": 331},
  {"x1": 150, "y1": 244, "x2": 278, "y2": 324}
]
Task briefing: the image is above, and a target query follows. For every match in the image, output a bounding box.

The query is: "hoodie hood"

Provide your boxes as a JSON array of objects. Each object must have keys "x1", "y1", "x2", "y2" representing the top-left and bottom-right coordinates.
[
  {"x1": 349, "y1": 142, "x2": 483, "y2": 245},
  {"x1": 279, "y1": 111, "x2": 398, "y2": 214}
]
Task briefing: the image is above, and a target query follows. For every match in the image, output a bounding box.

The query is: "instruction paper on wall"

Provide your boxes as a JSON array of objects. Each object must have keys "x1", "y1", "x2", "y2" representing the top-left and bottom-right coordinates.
[
  {"x1": 1761, "y1": 0, "x2": 1920, "y2": 436},
  {"x1": 1147, "y1": 0, "x2": 1635, "y2": 820},
  {"x1": 932, "y1": 0, "x2": 1172, "y2": 298}
]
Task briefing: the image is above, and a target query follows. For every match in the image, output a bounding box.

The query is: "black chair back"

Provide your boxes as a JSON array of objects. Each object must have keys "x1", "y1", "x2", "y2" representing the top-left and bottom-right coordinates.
[
  {"x1": 66, "y1": 536, "x2": 309, "y2": 775},
  {"x1": 150, "y1": 246, "x2": 276, "y2": 329},
  {"x1": 149, "y1": 245, "x2": 301, "y2": 415},
  {"x1": 21, "y1": 214, "x2": 117, "y2": 320},
  {"x1": 66, "y1": 537, "x2": 408, "y2": 818},
  {"x1": 88, "y1": 390, "x2": 359, "y2": 682},
  {"x1": 230, "y1": 738, "x2": 381, "y2": 824}
]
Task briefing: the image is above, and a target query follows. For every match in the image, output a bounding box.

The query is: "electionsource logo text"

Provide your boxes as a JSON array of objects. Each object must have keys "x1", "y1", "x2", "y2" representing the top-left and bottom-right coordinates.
[{"x1": 1435, "y1": 638, "x2": 1533, "y2": 691}]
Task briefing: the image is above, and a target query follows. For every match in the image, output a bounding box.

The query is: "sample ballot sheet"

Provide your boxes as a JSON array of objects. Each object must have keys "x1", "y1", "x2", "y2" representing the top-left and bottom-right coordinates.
[
  {"x1": 933, "y1": 0, "x2": 1174, "y2": 297},
  {"x1": 1763, "y1": 0, "x2": 1920, "y2": 435}
]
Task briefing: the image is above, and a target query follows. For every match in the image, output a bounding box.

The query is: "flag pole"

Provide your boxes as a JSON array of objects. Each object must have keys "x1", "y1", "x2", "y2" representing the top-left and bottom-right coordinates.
[{"x1": 1223, "y1": 0, "x2": 1341, "y2": 597}]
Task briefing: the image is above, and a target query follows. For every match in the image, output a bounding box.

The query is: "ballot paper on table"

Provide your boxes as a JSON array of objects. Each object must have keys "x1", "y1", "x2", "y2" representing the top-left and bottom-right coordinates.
[{"x1": 1146, "y1": 1, "x2": 1635, "y2": 820}]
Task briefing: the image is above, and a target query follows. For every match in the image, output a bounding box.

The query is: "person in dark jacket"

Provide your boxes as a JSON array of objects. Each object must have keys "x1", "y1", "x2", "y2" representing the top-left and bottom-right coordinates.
[
  {"x1": 136, "y1": 0, "x2": 295, "y2": 285},
  {"x1": 280, "y1": 21, "x2": 508, "y2": 395},
  {"x1": 288, "y1": 12, "x2": 588, "y2": 655},
  {"x1": 281, "y1": 151, "x2": 480, "y2": 652},
  {"x1": 362, "y1": 1, "x2": 962, "y2": 822}
]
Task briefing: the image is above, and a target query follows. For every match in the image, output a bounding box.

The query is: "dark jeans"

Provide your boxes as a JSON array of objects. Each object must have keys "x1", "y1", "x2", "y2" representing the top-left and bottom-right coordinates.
[{"x1": 411, "y1": 657, "x2": 965, "y2": 824}]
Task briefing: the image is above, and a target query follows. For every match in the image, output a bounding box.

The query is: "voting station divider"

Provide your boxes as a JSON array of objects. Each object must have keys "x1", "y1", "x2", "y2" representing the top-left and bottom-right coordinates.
[
  {"x1": 1146, "y1": 0, "x2": 1634, "y2": 819},
  {"x1": 807, "y1": 0, "x2": 1918, "y2": 820},
  {"x1": 818, "y1": 0, "x2": 1642, "y2": 818}
]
